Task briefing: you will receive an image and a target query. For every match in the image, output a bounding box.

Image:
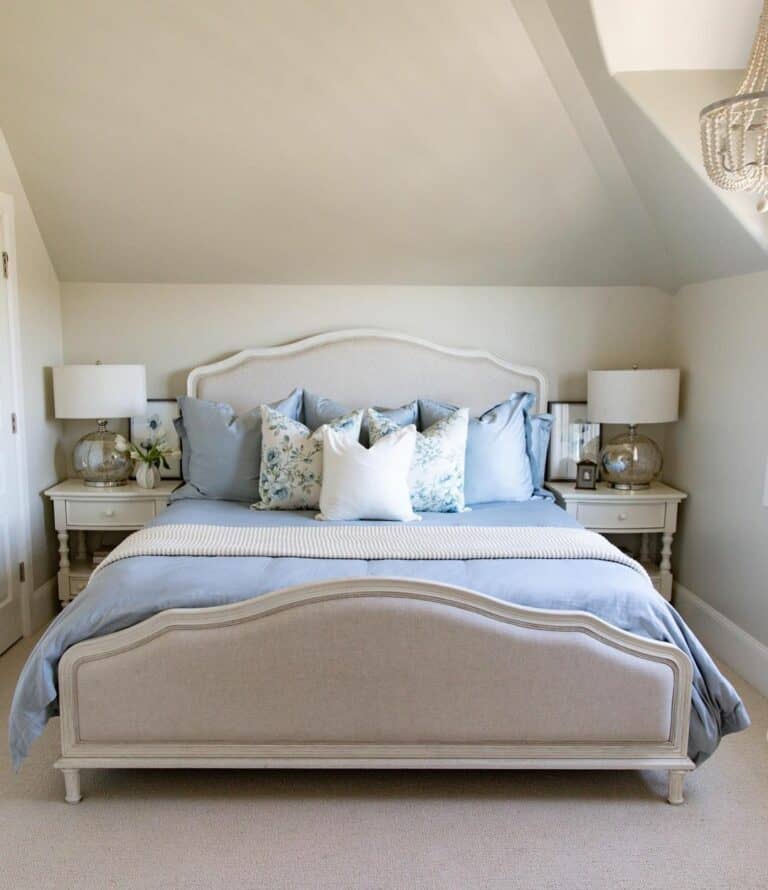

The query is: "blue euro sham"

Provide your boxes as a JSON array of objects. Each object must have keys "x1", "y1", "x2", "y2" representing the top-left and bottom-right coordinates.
[
  {"x1": 9, "y1": 498, "x2": 749, "y2": 770},
  {"x1": 419, "y1": 396, "x2": 534, "y2": 504},
  {"x1": 303, "y1": 391, "x2": 418, "y2": 446},
  {"x1": 174, "y1": 388, "x2": 303, "y2": 502}
]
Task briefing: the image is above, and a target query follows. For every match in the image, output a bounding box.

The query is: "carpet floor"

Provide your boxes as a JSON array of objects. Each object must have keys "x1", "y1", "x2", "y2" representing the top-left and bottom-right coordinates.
[{"x1": 1, "y1": 632, "x2": 767, "y2": 890}]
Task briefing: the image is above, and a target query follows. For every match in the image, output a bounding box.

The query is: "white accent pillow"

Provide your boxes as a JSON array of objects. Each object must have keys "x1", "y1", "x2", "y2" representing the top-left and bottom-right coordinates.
[
  {"x1": 367, "y1": 407, "x2": 470, "y2": 513},
  {"x1": 258, "y1": 405, "x2": 363, "y2": 510},
  {"x1": 318, "y1": 424, "x2": 419, "y2": 522}
]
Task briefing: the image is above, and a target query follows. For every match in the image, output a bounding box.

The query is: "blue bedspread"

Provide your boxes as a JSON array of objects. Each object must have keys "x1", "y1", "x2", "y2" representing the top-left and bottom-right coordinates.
[{"x1": 9, "y1": 498, "x2": 749, "y2": 769}]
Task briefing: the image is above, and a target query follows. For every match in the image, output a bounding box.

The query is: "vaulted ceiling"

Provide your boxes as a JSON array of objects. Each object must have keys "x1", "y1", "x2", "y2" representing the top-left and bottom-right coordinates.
[{"x1": 0, "y1": 0, "x2": 766, "y2": 290}]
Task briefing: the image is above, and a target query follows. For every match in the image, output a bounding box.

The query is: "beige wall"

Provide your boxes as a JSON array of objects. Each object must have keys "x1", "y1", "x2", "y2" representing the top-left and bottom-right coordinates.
[
  {"x1": 59, "y1": 283, "x2": 674, "y2": 479},
  {"x1": 61, "y1": 283, "x2": 674, "y2": 399},
  {"x1": 0, "y1": 130, "x2": 63, "y2": 597},
  {"x1": 665, "y1": 272, "x2": 768, "y2": 647}
]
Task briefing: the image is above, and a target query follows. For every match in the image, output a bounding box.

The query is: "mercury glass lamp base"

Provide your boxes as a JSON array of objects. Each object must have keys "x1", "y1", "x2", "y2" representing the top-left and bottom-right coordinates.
[
  {"x1": 598, "y1": 426, "x2": 662, "y2": 490},
  {"x1": 83, "y1": 479, "x2": 128, "y2": 488},
  {"x1": 72, "y1": 420, "x2": 132, "y2": 487},
  {"x1": 610, "y1": 482, "x2": 651, "y2": 491}
]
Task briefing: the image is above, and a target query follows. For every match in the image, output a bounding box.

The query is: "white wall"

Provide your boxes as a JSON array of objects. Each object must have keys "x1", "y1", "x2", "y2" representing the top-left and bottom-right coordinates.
[
  {"x1": 58, "y1": 283, "x2": 674, "y2": 475},
  {"x1": 61, "y1": 282, "x2": 675, "y2": 399},
  {"x1": 0, "y1": 130, "x2": 63, "y2": 599},
  {"x1": 590, "y1": 0, "x2": 760, "y2": 73},
  {"x1": 665, "y1": 271, "x2": 768, "y2": 647}
]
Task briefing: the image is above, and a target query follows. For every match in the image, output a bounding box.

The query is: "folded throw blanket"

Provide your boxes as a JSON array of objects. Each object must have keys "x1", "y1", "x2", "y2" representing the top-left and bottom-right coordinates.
[{"x1": 93, "y1": 524, "x2": 649, "y2": 578}]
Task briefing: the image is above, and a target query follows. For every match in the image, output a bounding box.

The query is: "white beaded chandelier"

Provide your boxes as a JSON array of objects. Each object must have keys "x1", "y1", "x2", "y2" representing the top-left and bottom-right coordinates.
[{"x1": 700, "y1": 0, "x2": 768, "y2": 212}]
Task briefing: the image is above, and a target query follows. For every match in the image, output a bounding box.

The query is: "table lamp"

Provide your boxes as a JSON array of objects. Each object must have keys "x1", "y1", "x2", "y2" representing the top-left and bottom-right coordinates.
[
  {"x1": 53, "y1": 363, "x2": 147, "y2": 486},
  {"x1": 587, "y1": 368, "x2": 680, "y2": 490}
]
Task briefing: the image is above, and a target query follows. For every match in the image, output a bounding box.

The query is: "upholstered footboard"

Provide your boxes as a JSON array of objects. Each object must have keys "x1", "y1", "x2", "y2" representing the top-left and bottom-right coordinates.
[{"x1": 55, "y1": 578, "x2": 694, "y2": 804}]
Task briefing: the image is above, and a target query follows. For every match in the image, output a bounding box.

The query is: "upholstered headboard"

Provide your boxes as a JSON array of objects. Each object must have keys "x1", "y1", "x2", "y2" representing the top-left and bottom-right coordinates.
[{"x1": 187, "y1": 330, "x2": 547, "y2": 415}]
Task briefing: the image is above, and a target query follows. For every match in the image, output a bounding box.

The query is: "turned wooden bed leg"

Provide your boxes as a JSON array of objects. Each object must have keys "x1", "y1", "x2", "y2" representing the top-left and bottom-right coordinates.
[
  {"x1": 667, "y1": 769, "x2": 685, "y2": 805},
  {"x1": 62, "y1": 768, "x2": 82, "y2": 804}
]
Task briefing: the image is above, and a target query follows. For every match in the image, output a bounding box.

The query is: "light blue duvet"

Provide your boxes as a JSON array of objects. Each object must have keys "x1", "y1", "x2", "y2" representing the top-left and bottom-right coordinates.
[{"x1": 9, "y1": 498, "x2": 749, "y2": 769}]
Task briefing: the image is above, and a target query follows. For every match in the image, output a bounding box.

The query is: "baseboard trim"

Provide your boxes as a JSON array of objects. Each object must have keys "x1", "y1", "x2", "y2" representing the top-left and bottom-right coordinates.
[
  {"x1": 675, "y1": 583, "x2": 768, "y2": 698},
  {"x1": 28, "y1": 577, "x2": 57, "y2": 634}
]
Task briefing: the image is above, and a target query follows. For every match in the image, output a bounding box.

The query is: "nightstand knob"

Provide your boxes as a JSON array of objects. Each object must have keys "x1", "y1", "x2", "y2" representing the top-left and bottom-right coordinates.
[
  {"x1": 103, "y1": 509, "x2": 116, "y2": 518},
  {"x1": 618, "y1": 513, "x2": 628, "y2": 521}
]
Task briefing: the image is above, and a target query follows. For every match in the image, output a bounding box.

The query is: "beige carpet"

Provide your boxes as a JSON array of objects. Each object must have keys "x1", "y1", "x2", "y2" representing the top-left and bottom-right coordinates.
[{"x1": 1, "y1": 633, "x2": 766, "y2": 890}]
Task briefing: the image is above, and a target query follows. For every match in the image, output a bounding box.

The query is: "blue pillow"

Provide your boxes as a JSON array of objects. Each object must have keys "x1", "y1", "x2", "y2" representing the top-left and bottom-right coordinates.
[
  {"x1": 174, "y1": 414, "x2": 190, "y2": 481},
  {"x1": 418, "y1": 395, "x2": 534, "y2": 504},
  {"x1": 175, "y1": 388, "x2": 303, "y2": 501},
  {"x1": 304, "y1": 391, "x2": 418, "y2": 446},
  {"x1": 527, "y1": 413, "x2": 553, "y2": 498}
]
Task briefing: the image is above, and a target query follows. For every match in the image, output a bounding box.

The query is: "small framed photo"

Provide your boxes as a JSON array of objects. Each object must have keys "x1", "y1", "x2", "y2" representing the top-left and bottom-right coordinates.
[
  {"x1": 546, "y1": 401, "x2": 601, "y2": 482},
  {"x1": 129, "y1": 399, "x2": 182, "y2": 480},
  {"x1": 575, "y1": 459, "x2": 598, "y2": 490}
]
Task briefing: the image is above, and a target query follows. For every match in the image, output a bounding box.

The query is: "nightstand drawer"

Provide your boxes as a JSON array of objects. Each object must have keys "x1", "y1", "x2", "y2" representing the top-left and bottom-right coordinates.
[
  {"x1": 576, "y1": 502, "x2": 666, "y2": 530},
  {"x1": 68, "y1": 575, "x2": 90, "y2": 599},
  {"x1": 66, "y1": 499, "x2": 156, "y2": 527}
]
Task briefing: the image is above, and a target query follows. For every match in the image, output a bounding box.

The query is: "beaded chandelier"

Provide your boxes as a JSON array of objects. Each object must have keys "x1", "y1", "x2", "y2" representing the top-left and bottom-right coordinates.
[{"x1": 700, "y1": 0, "x2": 768, "y2": 212}]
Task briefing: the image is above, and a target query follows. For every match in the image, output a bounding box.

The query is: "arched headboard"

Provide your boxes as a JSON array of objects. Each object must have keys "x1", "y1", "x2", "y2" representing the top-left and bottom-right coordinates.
[{"x1": 187, "y1": 329, "x2": 547, "y2": 415}]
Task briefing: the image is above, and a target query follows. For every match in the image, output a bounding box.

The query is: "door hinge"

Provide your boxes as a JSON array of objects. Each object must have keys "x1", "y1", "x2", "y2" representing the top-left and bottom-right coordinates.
[
  {"x1": 2, "y1": 252, "x2": 8, "y2": 279},
  {"x1": 11, "y1": 412, "x2": 17, "y2": 434},
  {"x1": 19, "y1": 562, "x2": 25, "y2": 583}
]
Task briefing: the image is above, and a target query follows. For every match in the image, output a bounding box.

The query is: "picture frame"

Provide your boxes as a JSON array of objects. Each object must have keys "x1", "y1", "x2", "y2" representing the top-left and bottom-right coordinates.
[
  {"x1": 575, "y1": 459, "x2": 598, "y2": 490},
  {"x1": 546, "y1": 401, "x2": 601, "y2": 482},
  {"x1": 129, "y1": 398, "x2": 182, "y2": 480}
]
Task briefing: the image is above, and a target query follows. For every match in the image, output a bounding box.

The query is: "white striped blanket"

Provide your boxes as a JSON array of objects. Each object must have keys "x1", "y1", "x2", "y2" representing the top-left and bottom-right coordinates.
[{"x1": 92, "y1": 524, "x2": 648, "y2": 577}]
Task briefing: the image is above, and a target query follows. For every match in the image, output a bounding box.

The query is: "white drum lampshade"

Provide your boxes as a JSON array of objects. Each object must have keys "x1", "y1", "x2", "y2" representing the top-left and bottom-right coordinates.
[
  {"x1": 53, "y1": 364, "x2": 147, "y2": 486},
  {"x1": 587, "y1": 369, "x2": 680, "y2": 490}
]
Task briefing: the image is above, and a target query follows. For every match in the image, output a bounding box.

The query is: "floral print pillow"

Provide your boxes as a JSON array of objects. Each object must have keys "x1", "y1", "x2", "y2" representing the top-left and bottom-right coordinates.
[
  {"x1": 257, "y1": 405, "x2": 363, "y2": 510},
  {"x1": 367, "y1": 407, "x2": 469, "y2": 513}
]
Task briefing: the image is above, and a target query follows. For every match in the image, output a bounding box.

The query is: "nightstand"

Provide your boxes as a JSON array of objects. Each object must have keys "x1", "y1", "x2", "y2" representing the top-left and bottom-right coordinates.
[
  {"x1": 45, "y1": 480, "x2": 179, "y2": 605},
  {"x1": 545, "y1": 481, "x2": 687, "y2": 602}
]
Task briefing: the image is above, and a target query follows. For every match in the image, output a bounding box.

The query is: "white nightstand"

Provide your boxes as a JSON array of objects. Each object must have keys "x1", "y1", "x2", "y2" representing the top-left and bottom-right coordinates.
[
  {"x1": 45, "y1": 479, "x2": 179, "y2": 605},
  {"x1": 545, "y1": 481, "x2": 687, "y2": 601}
]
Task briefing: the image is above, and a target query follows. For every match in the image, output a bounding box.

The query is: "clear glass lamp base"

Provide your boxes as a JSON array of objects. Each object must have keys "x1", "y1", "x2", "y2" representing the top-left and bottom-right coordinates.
[
  {"x1": 598, "y1": 425, "x2": 662, "y2": 490},
  {"x1": 72, "y1": 420, "x2": 132, "y2": 487}
]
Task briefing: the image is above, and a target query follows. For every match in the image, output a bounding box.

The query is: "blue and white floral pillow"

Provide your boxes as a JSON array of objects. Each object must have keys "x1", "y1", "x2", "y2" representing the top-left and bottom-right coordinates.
[
  {"x1": 367, "y1": 407, "x2": 469, "y2": 513},
  {"x1": 257, "y1": 405, "x2": 363, "y2": 510}
]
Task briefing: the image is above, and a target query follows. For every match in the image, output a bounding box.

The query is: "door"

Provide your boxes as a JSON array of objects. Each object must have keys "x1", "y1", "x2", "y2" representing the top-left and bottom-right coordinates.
[{"x1": 0, "y1": 228, "x2": 23, "y2": 654}]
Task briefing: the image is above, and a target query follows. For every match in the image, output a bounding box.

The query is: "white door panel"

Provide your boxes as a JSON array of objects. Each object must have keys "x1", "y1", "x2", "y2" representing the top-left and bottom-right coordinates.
[{"x1": 0, "y1": 225, "x2": 23, "y2": 654}]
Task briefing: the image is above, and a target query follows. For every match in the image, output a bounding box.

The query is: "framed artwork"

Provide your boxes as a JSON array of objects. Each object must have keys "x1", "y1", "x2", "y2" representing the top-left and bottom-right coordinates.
[
  {"x1": 129, "y1": 398, "x2": 182, "y2": 480},
  {"x1": 546, "y1": 401, "x2": 601, "y2": 482},
  {"x1": 575, "y1": 460, "x2": 598, "y2": 490}
]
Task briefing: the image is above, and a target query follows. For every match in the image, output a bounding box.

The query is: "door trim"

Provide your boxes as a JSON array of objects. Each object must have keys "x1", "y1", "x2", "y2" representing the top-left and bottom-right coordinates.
[{"x1": 0, "y1": 193, "x2": 34, "y2": 635}]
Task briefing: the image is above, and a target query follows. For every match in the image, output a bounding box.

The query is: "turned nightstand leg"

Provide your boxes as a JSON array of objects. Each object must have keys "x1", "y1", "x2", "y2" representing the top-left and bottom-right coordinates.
[
  {"x1": 660, "y1": 533, "x2": 674, "y2": 572},
  {"x1": 640, "y1": 533, "x2": 650, "y2": 564},
  {"x1": 58, "y1": 530, "x2": 70, "y2": 569}
]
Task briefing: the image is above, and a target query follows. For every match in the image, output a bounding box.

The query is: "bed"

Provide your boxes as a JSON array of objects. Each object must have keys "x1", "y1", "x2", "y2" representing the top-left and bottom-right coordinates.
[{"x1": 9, "y1": 330, "x2": 749, "y2": 804}]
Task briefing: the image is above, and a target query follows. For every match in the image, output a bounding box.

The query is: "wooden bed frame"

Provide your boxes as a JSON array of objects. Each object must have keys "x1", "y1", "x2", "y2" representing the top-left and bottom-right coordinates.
[{"x1": 55, "y1": 330, "x2": 694, "y2": 804}]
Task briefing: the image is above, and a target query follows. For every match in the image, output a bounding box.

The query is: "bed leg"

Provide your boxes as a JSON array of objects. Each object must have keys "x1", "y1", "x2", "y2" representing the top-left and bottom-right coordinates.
[
  {"x1": 62, "y1": 768, "x2": 82, "y2": 804},
  {"x1": 667, "y1": 770, "x2": 685, "y2": 805}
]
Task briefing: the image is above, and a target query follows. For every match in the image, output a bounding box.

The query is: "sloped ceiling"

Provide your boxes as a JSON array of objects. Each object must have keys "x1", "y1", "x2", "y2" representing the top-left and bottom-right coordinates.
[{"x1": 0, "y1": 1, "x2": 765, "y2": 288}]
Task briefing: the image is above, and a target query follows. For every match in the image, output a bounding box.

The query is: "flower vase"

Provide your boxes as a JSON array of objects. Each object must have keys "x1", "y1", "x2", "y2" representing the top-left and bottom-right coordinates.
[{"x1": 135, "y1": 462, "x2": 161, "y2": 489}]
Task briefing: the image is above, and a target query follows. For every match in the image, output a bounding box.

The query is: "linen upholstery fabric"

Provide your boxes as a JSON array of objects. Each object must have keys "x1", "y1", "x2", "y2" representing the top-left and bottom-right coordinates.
[
  {"x1": 71, "y1": 596, "x2": 673, "y2": 746},
  {"x1": 176, "y1": 389, "x2": 303, "y2": 502},
  {"x1": 258, "y1": 406, "x2": 363, "y2": 510},
  {"x1": 368, "y1": 407, "x2": 469, "y2": 513},
  {"x1": 318, "y1": 424, "x2": 419, "y2": 522},
  {"x1": 303, "y1": 391, "x2": 418, "y2": 446},
  {"x1": 419, "y1": 395, "x2": 534, "y2": 504}
]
